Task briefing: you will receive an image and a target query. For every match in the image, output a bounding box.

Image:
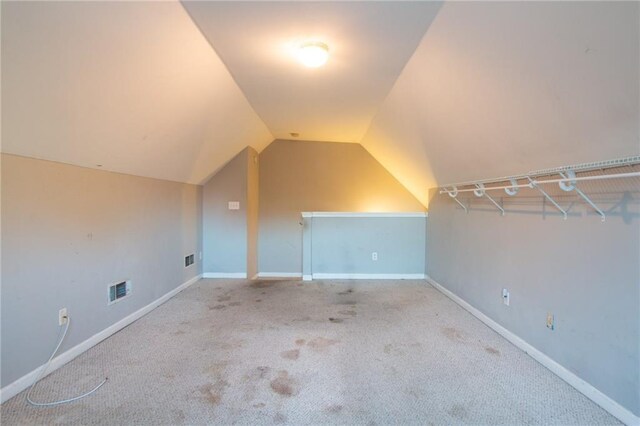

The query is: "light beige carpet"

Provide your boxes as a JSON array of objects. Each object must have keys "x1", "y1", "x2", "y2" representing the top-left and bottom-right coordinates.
[{"x1": 1, "y1": 279, "x2": 621, "y2": 425}]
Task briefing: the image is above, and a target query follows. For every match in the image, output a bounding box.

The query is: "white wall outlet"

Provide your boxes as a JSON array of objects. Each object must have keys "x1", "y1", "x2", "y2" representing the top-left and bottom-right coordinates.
[
  {"x1": 58, "y1": 308, "x2": 68, "y2": 326},
  {"x1": 502, "y1": 288, "x2": 510, "y2": 306},
  {"x1": 372, "y1": 252, "x2": 378, "y2": 261},
  {"x1": 547, "y1": 312, "x2": 555, "y2": 330},
  {"x1": 228, "y1": 201, "x2": 240, "y2": 210}
]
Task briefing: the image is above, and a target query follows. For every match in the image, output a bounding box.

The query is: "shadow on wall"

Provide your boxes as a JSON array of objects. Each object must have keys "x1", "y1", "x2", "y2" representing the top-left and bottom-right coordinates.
[{"x1": 452, "y1": 191, "x2": 639, "y2": 224}]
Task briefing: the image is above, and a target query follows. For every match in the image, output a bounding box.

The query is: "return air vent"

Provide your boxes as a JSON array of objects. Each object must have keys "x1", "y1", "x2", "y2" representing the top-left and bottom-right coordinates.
[
  {"x1": 108, "y1": 280, "x2": 131, "y2": 305},
  {"x1": 185, "y1": 254, "x2": 195, "y2": 268}
]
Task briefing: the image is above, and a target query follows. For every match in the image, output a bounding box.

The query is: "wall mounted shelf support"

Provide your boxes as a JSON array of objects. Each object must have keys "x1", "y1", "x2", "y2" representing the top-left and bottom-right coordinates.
[
  {"x1": 528, "y1": 177, "x2": 567, "y2": 220},
  {"x1": 445, "y1": 186, "x2": 468, "y2": 213},
  {"x1": 559, "y1": 171, "x2": 606, "y2": 222},
  {"x1": 475, "y1": 184, "x2": 504, "y2": 215}
]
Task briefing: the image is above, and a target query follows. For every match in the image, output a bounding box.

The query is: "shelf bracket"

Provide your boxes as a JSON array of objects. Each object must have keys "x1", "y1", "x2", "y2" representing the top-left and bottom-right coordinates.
[
  {"x1": 559, "y1": 171, "x2": 606, "y2": 222},
  {"x1": 445, "y1": 186, "x2": 468, "y2": 213},
  {"x1": 528, "y1": 177, "x2": 567, "y2": 220},
  {"x1": 474, "y1": 184, "x2": 505, "y2": 216}
]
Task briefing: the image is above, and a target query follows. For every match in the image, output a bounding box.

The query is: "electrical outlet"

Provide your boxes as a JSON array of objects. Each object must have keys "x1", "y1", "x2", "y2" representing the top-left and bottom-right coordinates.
[
  {"x1": 228, "y1": 201, "x2": 240, "y2": 210},
  {"x1": 546, "y1": 312, "x2": 555, "y2": 330},
  {"x1": 502, "y1": 288, "x2": 510, "y2": 306},
  {"x1": 371, "y1": 252, "x2": 378, "y2": 261},
  {"x1": 59, "y1": 308, "x2": 68, "y2": 326}
]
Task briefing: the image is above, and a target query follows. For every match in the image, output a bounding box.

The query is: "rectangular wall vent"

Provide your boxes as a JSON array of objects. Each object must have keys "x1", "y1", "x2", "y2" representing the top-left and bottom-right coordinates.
[
  {"x1": 185, "y1": 254, "x2": 195, "y2": 268},
  {"x1": 108, "y1": 280, "x2": 131, "y2": 305}
]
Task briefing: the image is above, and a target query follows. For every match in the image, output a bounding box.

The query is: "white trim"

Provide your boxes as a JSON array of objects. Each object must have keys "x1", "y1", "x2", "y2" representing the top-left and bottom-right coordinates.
[
  {"x1": 302, "y1": 274, "x2": 313, "y2": 281},
  {"x1": 202, "y1": 272, "x2": 247, "y2": 279},
  {"x1": 0, "y1": 274, "x2": 202, "y2": 404},
  {"x1": 301, "y1": 212, "x2": 427, "y2": 218},
  {"x1": 256, "y1": 272, "x2": 302, "y2": 278},
  {"x1": 426, "y1": 276, "x2": 640, "y2": 426},
  {"x1": 312, "y1": 273, "x2": 425, "y2": 280}
]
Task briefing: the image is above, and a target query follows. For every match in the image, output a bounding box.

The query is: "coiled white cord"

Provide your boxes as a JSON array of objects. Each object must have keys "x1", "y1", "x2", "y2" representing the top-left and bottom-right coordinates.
[{"x1": 26, "y1": 316, "x2": 108, "y2": 406}]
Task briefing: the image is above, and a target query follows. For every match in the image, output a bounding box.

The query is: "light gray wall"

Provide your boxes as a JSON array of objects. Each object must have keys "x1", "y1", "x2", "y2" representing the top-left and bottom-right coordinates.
[
  {"x1": 202, "y1": 149, "x2": 249, "y2": 274},
  {"x1": 426, "y1": 174, "x2": 640, "y2": 416},
  {"x1": 259, "y1": 140, "x2": 425, "y2": 274},
  {"x1": 1, "y1": 154, "x2": 202, "y2": 387},
  {"x1": 303, "y1": 215, "x2": 426, "y2": 276}
]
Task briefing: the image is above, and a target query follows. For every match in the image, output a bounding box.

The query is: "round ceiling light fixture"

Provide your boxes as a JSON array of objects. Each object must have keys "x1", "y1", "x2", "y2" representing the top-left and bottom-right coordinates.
[{"x1": 297, "y1": 41, "x2": 329, "y2": 68}]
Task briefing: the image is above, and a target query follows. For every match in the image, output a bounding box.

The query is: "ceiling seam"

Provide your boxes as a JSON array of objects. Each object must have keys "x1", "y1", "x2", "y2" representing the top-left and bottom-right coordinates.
[{"x1": 179, "y1": 0, "x2": 275, "y2": 148}]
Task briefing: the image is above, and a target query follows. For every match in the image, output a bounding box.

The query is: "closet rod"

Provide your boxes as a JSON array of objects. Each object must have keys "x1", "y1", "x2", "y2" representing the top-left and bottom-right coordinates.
[{"x1": 438, "y1": 171, "x2": 640, "y2": 195}]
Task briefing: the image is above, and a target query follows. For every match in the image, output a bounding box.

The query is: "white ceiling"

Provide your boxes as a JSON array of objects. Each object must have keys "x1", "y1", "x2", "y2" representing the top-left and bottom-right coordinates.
[
  {"x1": 362, "y1": 1, "x2": 640, "y2": 205},
  {"x1": 182, "y1": 1, "x2": 442, "y2": 143},
  {"x1": 1, "y1": 1, "x2": 272, "y2": 185}
]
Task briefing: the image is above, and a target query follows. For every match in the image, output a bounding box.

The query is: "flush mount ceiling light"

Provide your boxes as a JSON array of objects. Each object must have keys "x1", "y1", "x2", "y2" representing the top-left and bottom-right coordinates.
[{"x1": 297, "y1": 41, "x2": 329, "y2": 68}]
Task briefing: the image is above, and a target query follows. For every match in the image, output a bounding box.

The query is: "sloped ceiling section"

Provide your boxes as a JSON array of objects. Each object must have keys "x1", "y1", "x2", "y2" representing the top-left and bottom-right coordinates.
[
  {"x1": 362, "y1": 1, "x2": 640, "y2": 207},
  {"x1": 182, "y1": 1, "x2": 442, "y2": 144},
  {"x1": 1, "y1": 1, "x2": 273, "y2": 185}
]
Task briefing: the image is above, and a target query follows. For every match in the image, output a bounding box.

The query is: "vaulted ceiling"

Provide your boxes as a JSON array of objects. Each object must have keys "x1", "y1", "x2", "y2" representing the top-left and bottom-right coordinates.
[
  {"x1": 2, "y1": 1, "x2": 638, "y2": 207},
  {"x1": 182, "y1": 1, "x2": 441, "y2": 143}
]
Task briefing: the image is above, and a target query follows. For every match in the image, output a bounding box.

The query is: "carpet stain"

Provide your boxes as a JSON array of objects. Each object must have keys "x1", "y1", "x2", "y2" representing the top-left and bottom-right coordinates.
[
  {"x1": 270, "y1": 371, "x2": 297, "y2": 397},
  {"x1": 485, "y1": 346, "x2": 501, "y2": 356},
  {"x1": 253, "y1": 402, "x2": 266, "y2": 408},
  {"x1": 255, "y1": 299, "x2": 262, "y2": 303},
  {"x1": 338, "y1": 310, "x2": 357, "y2": 316},
  {"x1": 245, "y1": 366, "x2": 271, "y2": 381},
  {"x1": 257, "y1": 366, "x2": 271, "y2": 378},
  {"x1": 174, "y1": 410, "x2": 186, "y2": 423},
  {"x1": 173, "y1": 330, "x2": 186, "y2": 336},
  {"x1": 295, "y1": 339, "x2": 306, "y2": 346},
  {"x1": 335, "y1": 300, "x2": 357, "y2": 305},
  {"x1": 228, "y1": 301, "x2": 242, "y2": 307},
  {"x1": 205, "y1": 361, "x2": 230, "y2": 375},
  {"x1": 199, "y1": 379, "x2": 229, "y2": 405},
  {"x1": 328, "y1": 317, "x2": 344, "y2": 323},
  {"x1": 338, "y1": 289, "x2": 354, "y2": 295},
  {"x1": 251, "y1": 281, "x2": 274, "y2": 288},
  {"x1": 307, "y1": 337, "x2": 340, "y2": 351},
  {"x1": 326, "y1": 404, "x2": 343, "y2": 413},
  {"x1": 280, "y1": 349, "x2": 300, "y2": 360},
  {"x1": 274, "y1": 412, "x2": 288, "y2": 424},
  {"x1": 217, "y1": 296, "x2": 231, "y2": 302},
  {"x1": 448, "y1": 404, "x2": 468, "y2": 419},
  {"x1": 442, "y1": 327, "x2": 466, "y2": 342},
  {"x1": 209, "y1": 304, "x2": 226, "y2": 310}
]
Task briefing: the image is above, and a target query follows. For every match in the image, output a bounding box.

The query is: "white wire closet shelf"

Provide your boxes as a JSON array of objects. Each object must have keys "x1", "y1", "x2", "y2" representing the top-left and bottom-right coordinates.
[{"x1": 438, "y1": 155, "x2": 640, "y2": 222}]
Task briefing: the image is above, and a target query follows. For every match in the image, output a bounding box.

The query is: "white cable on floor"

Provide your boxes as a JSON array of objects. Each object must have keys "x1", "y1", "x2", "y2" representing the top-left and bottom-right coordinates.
[{"x1": 26, "y1": 316, "x2": 108, "y2": 406}]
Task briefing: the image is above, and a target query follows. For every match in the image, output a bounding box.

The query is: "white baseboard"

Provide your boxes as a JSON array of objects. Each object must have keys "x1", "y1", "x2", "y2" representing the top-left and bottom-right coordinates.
[
  {"x1": 312, "y1": 273, "x2": 425, "y2": 280},
  {"x1": 256, "y1": 272, "x2": 302, "y2": 278},
  {"x1": 302, "y1": 274, "x2": 312, "y2": 281},
  {"x1": 426, "y1": 276, "x2": 639, "y2": 426},
  {"x1": 202, "y1": 272, "x2": 247, "y2": 279},
  {"x1": 0, "y1": 274, "x2": 202, "y2": 404}
]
